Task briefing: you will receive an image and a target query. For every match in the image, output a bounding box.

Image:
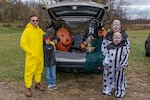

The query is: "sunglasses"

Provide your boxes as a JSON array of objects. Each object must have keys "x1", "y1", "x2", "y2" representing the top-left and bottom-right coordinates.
[{"x1": 31, "y1": 20, "x2": 38, "y2": 22}]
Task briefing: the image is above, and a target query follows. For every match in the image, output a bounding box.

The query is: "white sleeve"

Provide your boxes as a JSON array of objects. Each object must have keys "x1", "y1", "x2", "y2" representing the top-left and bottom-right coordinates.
[{"x1": 101, "y1": 39, "x2": 111, "y2": 56}]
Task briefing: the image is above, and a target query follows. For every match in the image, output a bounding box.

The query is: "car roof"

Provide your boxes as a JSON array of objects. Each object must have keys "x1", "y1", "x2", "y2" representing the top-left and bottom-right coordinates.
[{"x1": 43, "y1": 1, "x2": 108, "y2": 20}]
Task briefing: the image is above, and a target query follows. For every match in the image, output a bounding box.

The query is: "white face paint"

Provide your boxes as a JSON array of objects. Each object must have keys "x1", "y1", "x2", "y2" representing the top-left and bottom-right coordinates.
[
  {"x1": 112, "y1": 20, "x2": 121, "y2": 32},
  {"x1": 113, "y1": 32, "x2": 122, "y2": 45}
]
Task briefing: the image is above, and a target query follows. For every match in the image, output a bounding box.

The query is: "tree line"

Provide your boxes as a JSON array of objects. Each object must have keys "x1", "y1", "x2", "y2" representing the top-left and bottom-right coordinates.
[{"x1": 0, "y1": 0, "x2": 149, "y2": 29}]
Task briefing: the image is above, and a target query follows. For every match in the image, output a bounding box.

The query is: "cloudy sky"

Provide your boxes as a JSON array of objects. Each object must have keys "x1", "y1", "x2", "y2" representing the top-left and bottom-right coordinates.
[{"x1": 124, "y1": 0, "x2": 150, "y2": 19}]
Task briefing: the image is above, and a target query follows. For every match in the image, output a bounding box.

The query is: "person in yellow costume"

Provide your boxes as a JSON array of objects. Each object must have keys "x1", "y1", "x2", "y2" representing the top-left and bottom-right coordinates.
[{"x1": 20, "y1": 15, "x2": 45, "y2": 97}]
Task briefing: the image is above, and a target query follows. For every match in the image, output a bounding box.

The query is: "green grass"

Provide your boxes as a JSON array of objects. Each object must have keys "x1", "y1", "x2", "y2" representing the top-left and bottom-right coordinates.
[
  {"x1": 126, "y1": 30, "x2": 150, "y2": 75},
  {"x1": 0, "y1": 27, "x2": 23, "y2": 34},
  {"x1": 0, "y1": 27, "x2": 24, "y2": 81},
  {"x1": 127, "y1": 30, "x2": 149, "y2": 65},
  {"x1": 0, "y1": 27, "x2": 150, "y2": 82}
]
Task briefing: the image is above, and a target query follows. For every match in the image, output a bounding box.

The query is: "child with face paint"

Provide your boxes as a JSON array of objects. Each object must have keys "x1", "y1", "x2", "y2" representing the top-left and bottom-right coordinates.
[
  {"x1": 101, "y1": 19, "x2": 130, "y2": 97},
  {"x1": 102, "y1": 19, "x2": 130, "y2": 55},
  {"x1": 102, "y1": 32, "x2": 128, "y2": 98}
]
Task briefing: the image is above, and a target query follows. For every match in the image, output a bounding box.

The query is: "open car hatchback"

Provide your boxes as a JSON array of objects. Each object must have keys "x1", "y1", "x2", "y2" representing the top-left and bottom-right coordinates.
[{"x1": 43, "y1": 0, "x2": 108, "y2": 73}]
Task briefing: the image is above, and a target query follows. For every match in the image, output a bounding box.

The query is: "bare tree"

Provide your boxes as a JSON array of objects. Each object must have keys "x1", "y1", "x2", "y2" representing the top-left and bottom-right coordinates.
[
  {"x1": 136, "y1": 10, "x2": 150, "y2": 20},
  {"x1": 104, "y1": 0, "x2": 130, "y2": 24}
]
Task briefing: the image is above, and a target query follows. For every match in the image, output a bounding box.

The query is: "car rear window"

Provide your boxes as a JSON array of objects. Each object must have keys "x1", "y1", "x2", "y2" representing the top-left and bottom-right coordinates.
[{"x1": 48, "y1": 6, "x2": 104, "y2": 18}]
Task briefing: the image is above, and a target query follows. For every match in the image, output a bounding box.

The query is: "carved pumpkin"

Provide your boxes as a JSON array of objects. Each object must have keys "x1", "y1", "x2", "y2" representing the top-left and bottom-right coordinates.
[
  {"x1": 55, "y1": 28, "x2": 72, "y2": 51},
  {"x1": 98, "y1": 27, "x2": 107, "y2": 37}
]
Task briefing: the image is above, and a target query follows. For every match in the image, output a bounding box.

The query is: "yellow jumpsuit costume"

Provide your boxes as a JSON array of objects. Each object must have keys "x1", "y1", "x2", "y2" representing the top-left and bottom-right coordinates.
[{"x1": 20, "y1": 23, "x2": 44, "y2": 88}]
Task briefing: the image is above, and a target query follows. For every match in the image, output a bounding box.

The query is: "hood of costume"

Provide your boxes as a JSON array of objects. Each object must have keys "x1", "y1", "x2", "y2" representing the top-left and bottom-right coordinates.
[
  {"x1": 20, "y1": 23, "x2": 44, "y2": 56},
  {"x1": 105, "y1": 30, "x2": 128, "y2": 41}
]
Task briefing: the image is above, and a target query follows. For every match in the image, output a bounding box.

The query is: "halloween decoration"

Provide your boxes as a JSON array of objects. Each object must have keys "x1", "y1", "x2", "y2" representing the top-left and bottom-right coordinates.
[
  {"x1": 88, "y1": 19, "x2": 99, "y2": 38},
  {"x1": 56, "y1": 28, "x2": 72, "y2": 51},
  {"x1": 85, "y1": 46, "x2": 95, "y2": 53},
  {"x1": 98, "y1": 27, "x2": 107, "y2": 37},
  {"x1": 80, "y1": 41, "x2": 86, "y2": 51},
  {"x1": 84, "y1": 37, "x2": 104, "y2": 73},
  {"x1": 69, "y1": 34, "x2": 85, "y2": 52}
]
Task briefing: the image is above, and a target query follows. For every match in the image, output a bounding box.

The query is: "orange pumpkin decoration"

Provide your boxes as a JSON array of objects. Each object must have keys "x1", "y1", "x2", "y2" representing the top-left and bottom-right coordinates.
[
  {"x1": 55, "y1": 28, "x2": 72, "y2": 51},
  {"x1": 98, "y1": 27, "x2": 107, "y2": 37}
]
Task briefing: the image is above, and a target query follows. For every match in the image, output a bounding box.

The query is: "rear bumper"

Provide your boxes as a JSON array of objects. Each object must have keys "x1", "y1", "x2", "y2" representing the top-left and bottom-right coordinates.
[{"x1": 56, "y1": 58, "x2": 85, "y2": 72}]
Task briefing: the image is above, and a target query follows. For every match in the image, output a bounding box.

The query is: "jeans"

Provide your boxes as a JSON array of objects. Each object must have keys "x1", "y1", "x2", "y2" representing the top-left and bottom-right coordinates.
[{"x1": 45, "y1": 65, "x2": 56, "y2": 86}]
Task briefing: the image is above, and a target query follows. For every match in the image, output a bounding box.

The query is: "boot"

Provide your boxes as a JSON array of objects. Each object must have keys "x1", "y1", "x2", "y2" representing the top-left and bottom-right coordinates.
[
  {"x1": 25, "y1": 88, "x2": 32, "y2": 97},
  {"x1": 35, "y1": 83, "x2": 46, "y2": 91}
]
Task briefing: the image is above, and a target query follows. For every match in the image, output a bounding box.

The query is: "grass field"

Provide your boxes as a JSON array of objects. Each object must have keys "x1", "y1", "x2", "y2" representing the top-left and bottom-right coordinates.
[
  {"x1": 126, "y1": 29, "x2": 150, "y2": 77},
  {"x1": 0, "y1": 27, "x2": 150, "y2": 82}
]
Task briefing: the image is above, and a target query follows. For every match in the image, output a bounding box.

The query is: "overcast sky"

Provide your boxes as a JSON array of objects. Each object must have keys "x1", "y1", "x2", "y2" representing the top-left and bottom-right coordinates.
[{"x1": 123, "y1": 0, "x2": 150, "y2": 19}]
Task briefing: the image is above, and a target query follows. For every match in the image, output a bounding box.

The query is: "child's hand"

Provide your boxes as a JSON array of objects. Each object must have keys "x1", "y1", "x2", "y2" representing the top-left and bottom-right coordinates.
[
  {"x1": 103, "y1": 61, "x2": 109, "y2": 67},
  {"x1": 103, "y1": 56, "x2": 109, "y2": 67}
]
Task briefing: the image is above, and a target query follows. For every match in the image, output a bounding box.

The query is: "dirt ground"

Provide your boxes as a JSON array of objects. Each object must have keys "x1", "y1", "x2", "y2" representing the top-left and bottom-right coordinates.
[{"x1": 0, "y1": 67, "x2": 150, "y2": 100}]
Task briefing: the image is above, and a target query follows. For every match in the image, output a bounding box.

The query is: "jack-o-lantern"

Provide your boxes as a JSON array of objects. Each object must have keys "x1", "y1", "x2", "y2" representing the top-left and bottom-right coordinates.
[
  {"x1": 55, "y1": 28, "x2": 72, "y2": 51},
  {"x1": 98, "y1": 27, "x2": 107, "y2": 37}
]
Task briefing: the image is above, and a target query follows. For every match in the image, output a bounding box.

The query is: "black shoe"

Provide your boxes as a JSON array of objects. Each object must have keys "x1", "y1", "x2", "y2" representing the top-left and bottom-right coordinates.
[
  {"x1": 102, "y1": 92, "x2": 107, "y2": 95},
  {"x1": 102, "y1": 92, "x2": 112, "y2": 96}
]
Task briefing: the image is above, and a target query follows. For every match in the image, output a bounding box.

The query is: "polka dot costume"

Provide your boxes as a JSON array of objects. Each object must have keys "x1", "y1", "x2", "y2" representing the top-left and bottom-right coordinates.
[{"x1": 101, "y1": 31, "x2": 130, "y2": 98}]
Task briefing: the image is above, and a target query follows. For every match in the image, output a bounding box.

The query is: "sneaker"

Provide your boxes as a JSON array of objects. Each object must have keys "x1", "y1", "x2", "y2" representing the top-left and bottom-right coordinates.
[
  {"x1": 102, "y1": 92, "x2": 112, "y2": 96},
  {"x1": 107, "y1": 92, "x2": 112, "y2": 95},
  {"x1": 116, "y1": 96, "x2": 122, "y2": 98},
  {"x1": 102, "y1": 92, "x2": 107, "y2": 96},
  {"x1": 52, "y1": 84, "x2": 57, "y2": 90},
  {"x1": 115, "y1": 93, "x2": 124, "y2": 98},
  {"x1": 102, "y1": 87, "x2": 112, "y2": 96},
  {"x1": 115, "y1": 90, "x2": 125, "y2": 98},
  {"x1": 53, "y1": 86, "x2": 57, "y2": 90},
  {"x1": 48, "y1": 85, "x2": 53, "y2": 90}
]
